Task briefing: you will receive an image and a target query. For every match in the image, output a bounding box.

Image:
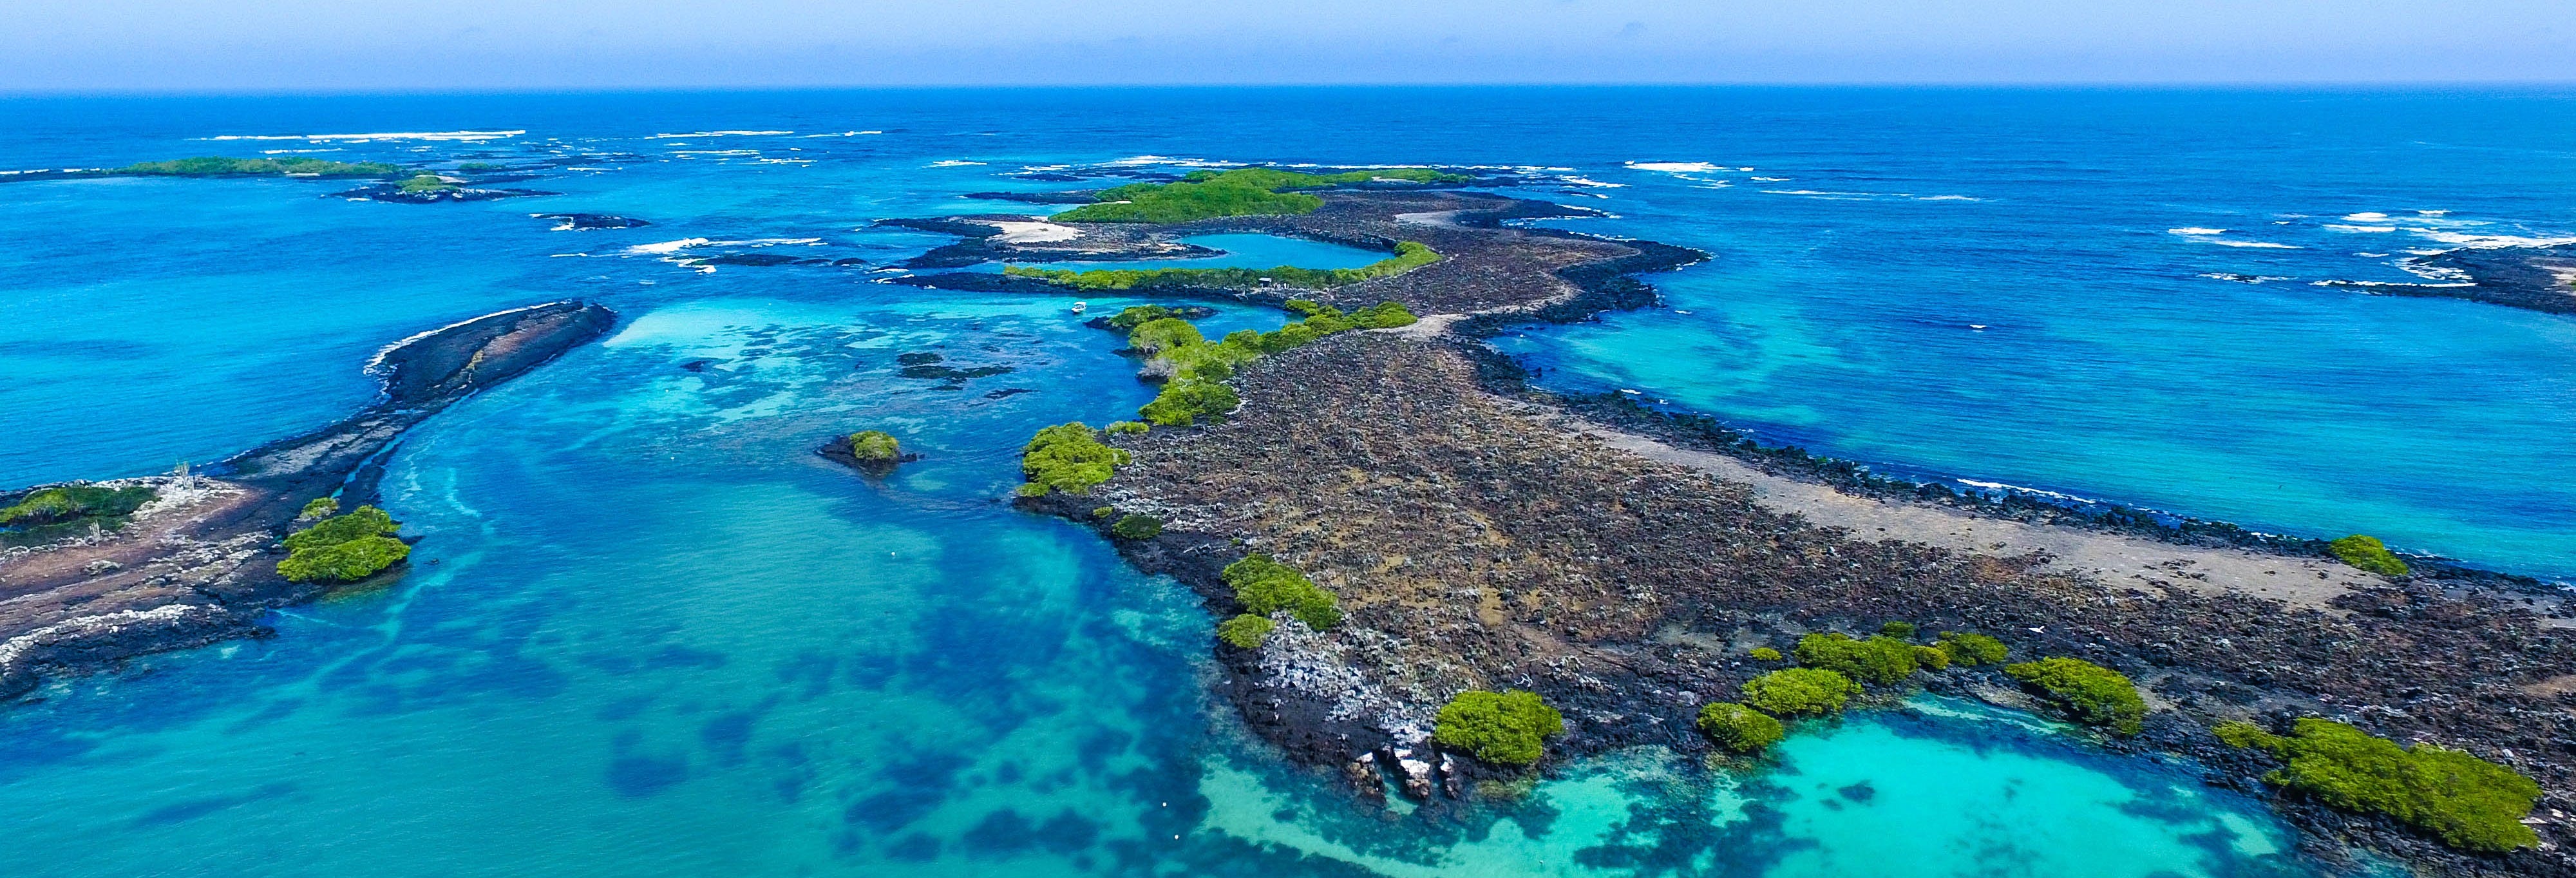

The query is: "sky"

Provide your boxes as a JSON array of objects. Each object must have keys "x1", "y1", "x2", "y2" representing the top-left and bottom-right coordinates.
[{"x1": 3, "y1": 0, "x2": 2571, "y2": 91}]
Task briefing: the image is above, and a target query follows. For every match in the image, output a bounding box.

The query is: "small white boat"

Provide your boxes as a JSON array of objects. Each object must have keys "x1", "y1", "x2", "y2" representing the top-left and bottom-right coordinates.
[
  {"x1": 1969, "y1": 324, "x2": 1988, "y2": 330},
  {"x1": 1070, "y1": 301, "x2": 1087, "y2": 314}
]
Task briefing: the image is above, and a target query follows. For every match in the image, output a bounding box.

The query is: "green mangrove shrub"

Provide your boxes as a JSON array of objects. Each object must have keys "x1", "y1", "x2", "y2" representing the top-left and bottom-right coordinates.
[
  {"x1": 2004, "y1": 657, "x2": 2146, "y2": 735},
  {"x1": 1104, "y1": 305, "x2": 1180, "y2": 331},
  {"x1": 1007, "y1": 242, "x2": 1443, "y2": 292},
  {"x1": 1216, "y1": 614, "x2": 1277, "y2": 649},
  {"x1": 1433, "y1": 689, "x2": 1564, "y2": 766},
  {"x1": 276, "y1": 505, "x2": 408, "y2": 584},
  {"x1": 1879, "y1": 621, "x2": 1917, "y2": 638},
  {"x1": 1054, "y1": 167, "x2": 1468, "y2": 224},
  {"x1": 1018, "y1": 423, "x2": 1129, "y2": 497},
  {"x1": 1104, "y1": 420, "x2": 1150, "y2": 435},
  {"x1": 1127, "y1": 317, "x2": 1206, "y2": 354},
  {"x1": 0, "y1": 484, "x2": 155, "y2": 527},
  {"x1": 298, "y1": 497, "x2": 340, "y2": 520},
  {"x1": 1748, "y1": 646, "x2": 1783, "y2": 662},
  {"x1": 1110, "y1": 514, "x2": 1164, "y2": 540},
  {"x1": 1220, "y1": 553, "x2": 1342, "y2": 630},
  {"x1": 1140, "y1": 381, "x2": 1242, "y2": 427},
  {"x1": 1937, "y1": 631, "x2": 2009, "y2": 666},
  {"x1": 2328, "y1": 534, "x2": 2410, "y2": 577},
  {"x1": 1696, "y1": 702, "x2": 1785, "y2": 754},
  {"x1": 2217, "y1": 718, "x2": 2541, "y2": 853},
  {"x1": 847, "y1": 430, "x2": 903, "y2": 462},
  {"x1": 1741, "y1": 668, "x2": 1861, "y2": 716},
  {"x1": 1794, "y1": 632, "x2": 1919, "y2": 685},
  {"x1": 397, "y1": 174, "x2": 459, "y2": 194},
  {"x1": 1913, "y1": 644, "x2": 1952, "y2": 671}
]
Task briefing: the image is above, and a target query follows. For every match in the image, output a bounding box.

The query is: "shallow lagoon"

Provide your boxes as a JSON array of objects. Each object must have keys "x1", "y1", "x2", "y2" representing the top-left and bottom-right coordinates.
[
  {"x1": 0, "y1": 291, "x2": 2317, "y2": 877},
  {"x1": 8, "y1": 87, "x2": 2569, "y2": 874}
]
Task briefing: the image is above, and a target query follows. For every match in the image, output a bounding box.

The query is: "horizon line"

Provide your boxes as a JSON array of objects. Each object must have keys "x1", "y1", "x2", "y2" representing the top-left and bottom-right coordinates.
[{"x1": 9, "y1": 80, "x2": 2576, "y2": 100}]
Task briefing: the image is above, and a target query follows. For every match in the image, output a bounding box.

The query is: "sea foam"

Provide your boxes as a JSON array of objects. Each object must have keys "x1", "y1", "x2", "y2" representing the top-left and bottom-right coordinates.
[
  {"x1": 205, "y1": 129, "x2": 524, "y2": 143},
  {"x1": 1625, "y1": 161, "x2": 1726, "y2": 173},
  {"x1": 2412, "y1": 229, "x2": 2576, "y2": 249},
  {"x1": 650, "y1": 131, "x2": 793, "y2": 138}
]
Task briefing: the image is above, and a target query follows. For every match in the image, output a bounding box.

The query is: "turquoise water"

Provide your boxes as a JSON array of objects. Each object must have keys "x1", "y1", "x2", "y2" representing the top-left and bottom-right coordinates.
[
  {"x1": 0, "y1": 285, "x2": 2308, "y2": 877},
  {"x1": 6, "y1": 87, "x2": 2567, "y2": 874}
]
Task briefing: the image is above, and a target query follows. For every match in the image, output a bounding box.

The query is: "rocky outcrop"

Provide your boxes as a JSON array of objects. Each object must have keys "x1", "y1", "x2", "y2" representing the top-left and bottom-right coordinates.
[
  {"x1": 2390, "y1": 245, "x2": 2576, "y2": 315},
  {"x1": 0, "y1": 301, "x2": 616, "y2": 701},
  {"x1": 1008, "y1": 188, "x2": 2576, "y2": 876}
]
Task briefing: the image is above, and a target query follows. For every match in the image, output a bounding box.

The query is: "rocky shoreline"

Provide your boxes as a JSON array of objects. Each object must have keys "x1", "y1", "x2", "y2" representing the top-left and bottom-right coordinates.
[
  {"x1": 0, "y1": 301, "x2": 616, "y2": 702},
  {"x1": 2388, "y1": 245, "x2": 2576, "y2": 316},
  {"x1": 904, "y1": 186, "x2": 2576, "y2": 875}
]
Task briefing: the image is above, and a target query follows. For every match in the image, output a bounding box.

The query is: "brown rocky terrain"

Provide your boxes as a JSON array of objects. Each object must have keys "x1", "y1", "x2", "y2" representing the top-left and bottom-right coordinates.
[
  {"x1": 955, "y1": 186, "x2": 2576, "y2": 875},
  {"x1": 0, "y1": 300, "x2": 615, "y2": 701}
]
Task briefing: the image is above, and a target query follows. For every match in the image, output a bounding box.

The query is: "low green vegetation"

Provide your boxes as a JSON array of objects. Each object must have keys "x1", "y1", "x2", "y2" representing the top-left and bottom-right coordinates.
[
  {"x1": 1217, "y1": 613, "x2": 1277, "y2": 649},
  {"x1": 2217, "y1": 718, "x2": 2541, "y2": 853},
  {"x1": 1696, "y1": 702, "x2": 1785, "y2": 754},
  {"x1": 2328, "y1": 534, "x2": 2410, "y2": 577},
  {"x1": 276, "y1": 505, "x2": 409, "y2": 584},
  {"x1": 1794, "y1": 632, "x2": 1920, "y2": 685},
  {"x1": 1053, "y1": 167, "x2": 1469, "y2": 224},
  {"x1": 1103, "y1": 305, "x2": 1186, "y2": 331},
  {"x1": 1126, "y1": 301, "x2": 1418, "y2": 427},
  {"x1": 1913, "y1": 644, "x2": 1952, "y2": 671},
  {"x1": 2004, "y1": 657, "x2": 2146, "y2": 735},
  {"x1": 1741, "y1": 668, "x2": 1861, "y2": 716},
  {"x1": 1221, "y1": 554, "x2": 1342, "y2": 630},
  {"x1": 1008, "y1": 241, "x2": 1443, "y2": 292},
  {"x1": 1937, "y1": 631, "x2": 2009, "y2": 666},
  {"x1": 1433, "y1": 689, "x2": 1564, "y2": 766},
  {"x1": 1017, "y1": 423, "x2": 1130, "y2": 497},
  {"x1": 1128, "y1": 316, "x2": 1205, "y2": 354},
  {"x1": 298, "y1": 497, "x2": 340, "y2": 520},
  {"x1": 1879, "y1": 621, "x2": 1917, "y2": 638},
  {"x1": 848, "y1": 430, "x2": 903, "y2": 462},
  {"x1": 1748, "y1": 646, "x2": 1783, "y2": 662},
  {"x1": 1110, "y1": 514, "x2": 1164, "y2": 540},
  {"x1": 1104, "y1": 420, "x2": 1150, "y2": 435},
  {"x1": 0, "y1": 484, "x2": 155, "y2": 527},
  {"x1": 1139, "y1": 381, "x2": 1242, "y2": 427},
  {"x1": 112, "y1": 157, "x2": 404, "y2": 178},
  {"x1": 397, "y1": 174, "x2": 459, "y2": 194}
]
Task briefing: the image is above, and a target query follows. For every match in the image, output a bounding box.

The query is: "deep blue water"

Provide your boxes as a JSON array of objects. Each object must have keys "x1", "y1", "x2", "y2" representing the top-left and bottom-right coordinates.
[{"x1": 1, "y1": 86, "x2": 2565, "y2": 875}]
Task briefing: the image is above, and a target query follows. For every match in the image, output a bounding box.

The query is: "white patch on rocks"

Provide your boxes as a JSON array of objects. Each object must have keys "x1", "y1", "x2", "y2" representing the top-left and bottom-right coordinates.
[
  {"x1": 0, "y1": 602, "x2": 225, "y2": 669},
  {"x1": 1257, "y1": 616, "x2": 1437, "y2": 745},
  {"x1": 987, "y1": 221, "x2": 1081, "y2": 243}
]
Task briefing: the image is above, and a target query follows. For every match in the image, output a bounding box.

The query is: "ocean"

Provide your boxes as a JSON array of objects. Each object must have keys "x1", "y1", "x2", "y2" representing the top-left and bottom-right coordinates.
[{"x1": 4, "y1": 86, "x2": 2566, "y2": 877}]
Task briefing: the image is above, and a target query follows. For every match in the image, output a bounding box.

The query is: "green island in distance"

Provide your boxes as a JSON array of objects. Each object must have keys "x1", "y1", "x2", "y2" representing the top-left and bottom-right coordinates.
[
  {"x1": 102, "y1": 157, "x2": 408, "y2": 178},
  {"x1": 1050, "y1": 166, "x2": 1469, "y2": 223}
]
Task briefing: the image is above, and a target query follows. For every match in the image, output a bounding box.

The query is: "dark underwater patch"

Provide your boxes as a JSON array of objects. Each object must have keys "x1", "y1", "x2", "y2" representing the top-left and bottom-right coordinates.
[
  {"x1": 1034, "y1": 809, "x2": 1101, "y2": 854},
  {"x1": 883, "y1": 833, "x2": 942, "y2": 862},
  {"x1": 129, "y1": 782, "x2": 296, "y2": 827},
  {"x1": 701, "y1": 710, "x2": 758, "y2": 766},
  {"x1": 842, "y1": 750, "x2": 971, "y2": 832},
  {"x1": 605, "y1": 754, "x2": 688, "y2": 798}
]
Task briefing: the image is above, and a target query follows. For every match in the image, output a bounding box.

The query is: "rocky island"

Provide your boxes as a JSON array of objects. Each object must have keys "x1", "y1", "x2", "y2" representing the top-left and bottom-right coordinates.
[
  {"x1": 2390, "y1": 244, "x2": 2576, "y2": 316},
  {"x1": 0, "y1": 301, "x2": 615, "y2": 701},
  {"x1": 896, "y1": 171, "x2": 2576, "y2": 876}
]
